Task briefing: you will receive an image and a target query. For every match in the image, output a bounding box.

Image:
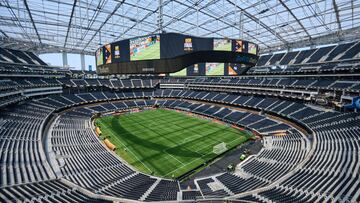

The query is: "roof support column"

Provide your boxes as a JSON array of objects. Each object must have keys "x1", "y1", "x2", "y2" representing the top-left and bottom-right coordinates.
[
  {"x1": 80, "y1": 53, "x2": 85, "y2": 70},
  {"x1": 239, "y1": 10, "x2": 243, "y2": 39},
  {"x1": 62, "y1": 52, "x2": 68, "y2": 67},
  {"x1": 158, "y1": 0, "x2": 163, "y2": 33},
  {"x1": 196, "y1": 3, "x2": 199, "y2": 35}
]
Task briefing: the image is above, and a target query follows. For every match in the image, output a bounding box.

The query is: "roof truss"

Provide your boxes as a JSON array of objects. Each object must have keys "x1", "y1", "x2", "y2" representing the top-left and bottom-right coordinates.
[{"x1": 0, "y1": 0, "x2": 359, "y2": 54}]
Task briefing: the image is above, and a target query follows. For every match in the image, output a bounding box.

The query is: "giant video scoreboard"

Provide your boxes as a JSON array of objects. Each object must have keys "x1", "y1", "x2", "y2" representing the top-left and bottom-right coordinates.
[{"x1": 96, "y1": 33, "x2": 259, "y2": 74}]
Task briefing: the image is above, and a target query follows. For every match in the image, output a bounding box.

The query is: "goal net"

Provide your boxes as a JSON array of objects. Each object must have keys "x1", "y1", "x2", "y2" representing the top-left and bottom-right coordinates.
[{"x1": 213, "y1": 142, "x2": 227, "y2": 155}]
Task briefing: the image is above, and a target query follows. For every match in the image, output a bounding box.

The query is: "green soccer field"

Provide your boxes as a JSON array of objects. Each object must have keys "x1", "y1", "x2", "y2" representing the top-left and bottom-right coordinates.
[
  {"x1": 96, "y1": 108, "x2": 252, "y2": 179},
  {"x1": 131, "y1": 42, "x2": 160, "y2": 61}
]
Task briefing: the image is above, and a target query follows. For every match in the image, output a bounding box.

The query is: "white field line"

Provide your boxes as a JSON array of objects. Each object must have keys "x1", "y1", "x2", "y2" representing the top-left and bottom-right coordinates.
[
  {"x1": 163, "y1": 135, "x2": 247, "y2": 177},
  {"x1": 163, "y1": 156, "x2": 204, "y2": 177},
  {"x1": 163, "y1": 141, "x2": 218, "y2": 177},
  {"x1": 100, "y1": 113, "x2": 249, "y2": 178},
  {"x1": 163, "y1": 150, "x2": 185, "y2": 166},
  {"x1": 99, "y1": 124, "x2": 153, "y2": 174}
]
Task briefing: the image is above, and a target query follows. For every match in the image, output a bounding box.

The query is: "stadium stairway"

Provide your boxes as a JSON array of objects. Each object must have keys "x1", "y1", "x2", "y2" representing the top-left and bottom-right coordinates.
[{"x1": 139, "y1": 179, "x2": 161, "y2": 201}]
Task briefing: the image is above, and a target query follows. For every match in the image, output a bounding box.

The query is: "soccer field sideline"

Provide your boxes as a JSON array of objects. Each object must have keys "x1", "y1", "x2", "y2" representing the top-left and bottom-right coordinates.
[
  {"x1": 100, "y1": 122, "x2": 220, "y2": 176},
  {"x1": 162, "y1": 135, "x2": 248, "y2": 177},
  {"x1": 99, "y1": 124, "x2": 154, "y2": 174},
  {"x1": 96, "y1": 108, "x2": 252, "y2": 179}
]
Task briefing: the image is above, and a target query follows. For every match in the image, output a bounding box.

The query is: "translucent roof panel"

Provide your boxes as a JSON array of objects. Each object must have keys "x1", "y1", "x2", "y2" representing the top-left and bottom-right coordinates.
[{"x1": 1, "y1": 0, "x2": 360, "y2": 55}]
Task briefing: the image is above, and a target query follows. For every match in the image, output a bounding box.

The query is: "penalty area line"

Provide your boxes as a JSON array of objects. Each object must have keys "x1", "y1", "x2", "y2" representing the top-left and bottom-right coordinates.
[
  {"x1": 163, "y1": 149, "x2": 185, "y2": 166},
  {"x1": 163, "y1": 136, "x2": 247, "y2": 177}
]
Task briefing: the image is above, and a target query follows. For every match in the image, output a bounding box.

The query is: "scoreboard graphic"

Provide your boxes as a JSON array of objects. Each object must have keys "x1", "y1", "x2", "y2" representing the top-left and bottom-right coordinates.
[
  {"x1": 184, "y1": 38, "x2": 193, "y2": 52},
  {"x1": 104, "y1": 44, "x2": 112, "y2": 64},
  {"x1": 96, "y1": 48, "x2": 103, "y2": 66},
  {"x1": 114, "y1": 45, "x2": 120, "y2": 59},
  {"x1": 130, "y1": 35, "x2": 160, "y2": 61},
  {"x1": 234, "y1": 40, "x2": 244, "y2": 52}
]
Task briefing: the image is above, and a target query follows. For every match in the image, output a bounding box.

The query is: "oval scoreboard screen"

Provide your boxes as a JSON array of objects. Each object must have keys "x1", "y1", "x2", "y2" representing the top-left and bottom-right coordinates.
[{"x1": 96, "y1": 33, "x2": 259, "y2": 75}]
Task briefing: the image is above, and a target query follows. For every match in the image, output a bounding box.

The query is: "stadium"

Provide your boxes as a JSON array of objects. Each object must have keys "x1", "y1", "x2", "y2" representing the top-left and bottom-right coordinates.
[{"x1": 0, "y1": 0, "x2": 360, "y2": 202}]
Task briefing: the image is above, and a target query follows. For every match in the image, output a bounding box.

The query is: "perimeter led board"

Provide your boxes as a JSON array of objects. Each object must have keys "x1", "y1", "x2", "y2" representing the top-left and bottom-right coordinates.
[{"x1": 96, "y1": 33, "x2": 259, "y2": 74}]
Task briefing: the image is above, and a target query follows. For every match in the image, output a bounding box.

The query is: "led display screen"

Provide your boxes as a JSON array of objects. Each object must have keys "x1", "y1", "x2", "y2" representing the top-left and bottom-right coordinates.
[
  {"x1": 225, "y1": 63, "x2": 247, "y2": 76},
  {"x1": 170, "y1": 68, "x2": 187, "y2": 76},
  {"x1": 111, "y1": 40, "x2": 130, "y2": 63},
  {"x1": 184, "y1": 38, "x2": 193, "y2": 52},
  {"x1": 95, "y1": 47, "x2": 103, "y2": 66},
  {"x1": 206, "y1": 63, "x2": 224, "y2": 75},
  {"x1": 96, "y1": 33, "x2": 258, "y2": 75},
  {"x1": 248, "y1": 42, "x2": 257, "y2": 55},
  {"x1": 213, "y1": 39, "x2": 231, "y2": 51},
  {"x1": 114, "y1": 45, "x2": 120, "y2": 59},
  {"x1": 187, "y1": 63, "x2": 205, "y2": 76},
  {"x1": 234, "y1": 40, "x2": 245, "y2": 52},
  {"x1": 104, "y1": 44, "x2": 111, "y2": 64},
  {"x1": 130, "y1": 34, "x2": 160, "y2": 61}
]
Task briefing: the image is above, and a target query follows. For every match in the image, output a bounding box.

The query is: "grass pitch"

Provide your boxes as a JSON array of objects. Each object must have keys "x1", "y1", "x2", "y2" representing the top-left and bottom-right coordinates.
[{"x1": 96, "y1": 108, "x2": 252, "y2": 179}]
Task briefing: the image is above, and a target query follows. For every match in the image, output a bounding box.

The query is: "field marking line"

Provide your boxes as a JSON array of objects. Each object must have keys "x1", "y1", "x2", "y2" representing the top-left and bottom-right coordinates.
[
  {"x1": 126, "y1": 112, "x2": 207, "y2": 169},
  {"x1": 163, "y1": 142, "x2": 216, "y2": 177},
  {"x1": 163, "y1": 149, "x2": 185, "y2": 166},
  {"x1": 99, "y1": 110, "x2": 251, "y2": 178},
  {"x1": 182, "y1": 133, "x2": 204, "y2": 143},
  {"x1": 99, "y1": 123, "x2": 153, "y2": 174},
  {"x1": 161, "y1": 125, "x2": 248, "y2": 169},
  {"x1": 163, "y1": 156, "x2": 205, "y2": 177},
  {"x1": 163, "y1": 134, "x2": 249, "y2": 177}
]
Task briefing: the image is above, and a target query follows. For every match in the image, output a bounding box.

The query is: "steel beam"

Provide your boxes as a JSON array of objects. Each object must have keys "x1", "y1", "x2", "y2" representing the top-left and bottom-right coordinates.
[
  {"x1": 279, "y1": 0, "x2": 312, "y2": 40},
  {"x1": 332, "y1": 0, "x2": 342, "y2": 31},
  {"x1": 23, "y1": 0, "x2": 42, "y2": 44},
  {"x1": 81, "y1": 1, "x2": 125, "y2": 51},
  {"x1": 262, "y1": 26, "x2": 360, "y2": 53},
  {"x1": 64, "y1": 0, "x2": 78, "y2": 47},
  {"x1": 0, "y1": 30, "x2": 9, "y2": 38},
  {"x1": 158, "y1": 0, "x2": 163, "y2": 33},
  {"x1": 225, "y1": 0, "x2": 288, "y2": 45}
]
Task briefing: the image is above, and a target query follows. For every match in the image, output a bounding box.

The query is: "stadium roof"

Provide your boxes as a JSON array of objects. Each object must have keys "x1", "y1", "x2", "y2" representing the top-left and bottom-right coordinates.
[{"x1": 1, "y1": 0, "x2": 360, "y2": 55}]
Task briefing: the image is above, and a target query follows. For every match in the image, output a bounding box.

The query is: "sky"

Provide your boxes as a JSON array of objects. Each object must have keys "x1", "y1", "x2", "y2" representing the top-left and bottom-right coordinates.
[{"x1": 39, "y1": 53, "x2": 95, "y2": 70}]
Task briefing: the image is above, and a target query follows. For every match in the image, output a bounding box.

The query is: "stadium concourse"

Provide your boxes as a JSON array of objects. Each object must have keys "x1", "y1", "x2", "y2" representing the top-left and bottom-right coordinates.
[{"x1": 1, "y1": 0, "x2": 360, "y2": 202}]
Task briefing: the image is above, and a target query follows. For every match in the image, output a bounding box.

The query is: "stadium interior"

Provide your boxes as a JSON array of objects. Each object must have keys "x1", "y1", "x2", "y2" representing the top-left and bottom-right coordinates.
[{"x1": 0, "y1": 0, "x2": 360, "y2": 203}]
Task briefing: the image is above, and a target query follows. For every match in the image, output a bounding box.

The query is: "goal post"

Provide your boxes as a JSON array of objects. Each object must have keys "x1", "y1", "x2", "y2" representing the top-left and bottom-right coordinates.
[{"x1": 213, "y1": 142, "x2": 227, "y2": 155}]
